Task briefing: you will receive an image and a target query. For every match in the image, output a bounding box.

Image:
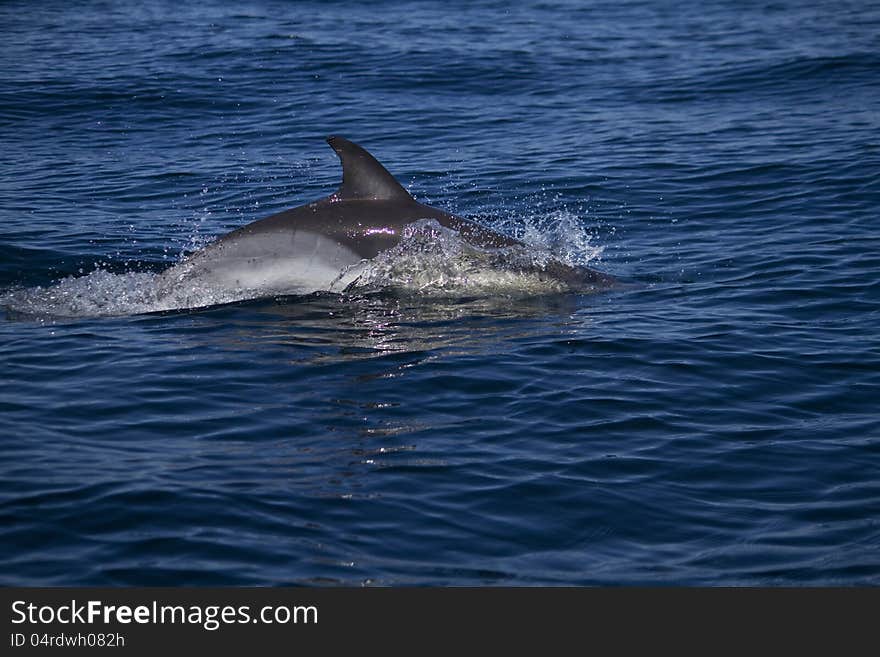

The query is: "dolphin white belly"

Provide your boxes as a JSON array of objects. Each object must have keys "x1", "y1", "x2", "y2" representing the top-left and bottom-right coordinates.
[{"x1": 161, "y1": 230, "x2": 364, "y2": 295}]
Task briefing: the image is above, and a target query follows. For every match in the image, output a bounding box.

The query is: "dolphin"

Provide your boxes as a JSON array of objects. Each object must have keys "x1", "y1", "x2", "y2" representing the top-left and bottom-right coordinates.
[{"x1": 160, "y1": 136, "x2": 615, "y2": 296}]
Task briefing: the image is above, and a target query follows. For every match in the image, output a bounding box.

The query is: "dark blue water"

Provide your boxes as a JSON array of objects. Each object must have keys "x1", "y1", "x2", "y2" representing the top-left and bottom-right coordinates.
[{"x1": 2, "y1": 0, "x2": 879, "y2": 585}]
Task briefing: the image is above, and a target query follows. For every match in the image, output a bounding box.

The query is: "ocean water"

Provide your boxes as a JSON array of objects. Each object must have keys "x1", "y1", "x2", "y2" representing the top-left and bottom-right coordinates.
[{"x1": 1, "y1": 0, "x2": 879, "y2": 585}]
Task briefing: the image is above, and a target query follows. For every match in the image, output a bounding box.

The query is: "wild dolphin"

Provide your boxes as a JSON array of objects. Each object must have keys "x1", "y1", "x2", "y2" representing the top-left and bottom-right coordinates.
[{"x1": 160, "y1": 136, "x2": 614, "y2": 295}]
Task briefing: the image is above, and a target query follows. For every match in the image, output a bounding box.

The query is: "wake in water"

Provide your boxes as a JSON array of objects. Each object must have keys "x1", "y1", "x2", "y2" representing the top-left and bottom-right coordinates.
[
  {"x1": 0, "y1": 212, "x2": 605, "y2": 319},
  {"x1": 340, "y1": 218, "x2": 603, "y2": 297}
]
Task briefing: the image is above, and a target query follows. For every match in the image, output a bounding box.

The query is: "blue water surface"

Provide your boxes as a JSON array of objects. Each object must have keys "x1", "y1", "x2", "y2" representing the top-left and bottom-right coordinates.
[{"x1": 1, "y1": 0, "x2": 879, "y2": 585}]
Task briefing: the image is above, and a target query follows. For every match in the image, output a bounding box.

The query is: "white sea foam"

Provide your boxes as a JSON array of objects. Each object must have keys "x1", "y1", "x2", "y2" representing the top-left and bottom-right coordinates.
[{"x1": 343, "y1": 219, "x2": 572, "y2": 297}]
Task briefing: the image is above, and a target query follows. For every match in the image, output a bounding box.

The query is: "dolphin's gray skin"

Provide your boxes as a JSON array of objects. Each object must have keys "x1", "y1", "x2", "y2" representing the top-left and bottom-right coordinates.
[{"x1": 161, "y1": 136, "x2": 614, "y2": 294}]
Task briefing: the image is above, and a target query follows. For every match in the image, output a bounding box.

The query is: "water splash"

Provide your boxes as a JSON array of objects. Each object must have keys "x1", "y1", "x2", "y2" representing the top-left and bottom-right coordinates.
[
  {"x1": 1, "y1": 212, "x2": 608, "y2": 318},
  {"x1": 516, "y1": 208, "x2": 605, "y2": 269},
  {"x1": 343, "y1": 218, "x2": 588, "y2": 297},
  {"x1": 0, "y1": 269, "x2": 247, "y2": 318}
]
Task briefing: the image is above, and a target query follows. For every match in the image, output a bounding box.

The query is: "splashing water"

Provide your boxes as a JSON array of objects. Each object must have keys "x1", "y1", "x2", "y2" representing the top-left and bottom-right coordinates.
[
  {"x1": 344, "y1": 218, "x2": 601, "y2": 297},
  {"x1": 515, "y1": 209, "x2": 605, "y2": 269},
  {"x1": 1, "y1": 213, "x2": 607, "y2": 318},
  {"x1": 0, "y1": 269, "x2": 250, "y2": 318}
]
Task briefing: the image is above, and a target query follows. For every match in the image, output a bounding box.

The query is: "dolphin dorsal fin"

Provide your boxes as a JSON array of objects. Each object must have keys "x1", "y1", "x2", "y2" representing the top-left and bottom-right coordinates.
[{"x1": 326, "y1": 136, "x2": 413, "y2": 202}]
